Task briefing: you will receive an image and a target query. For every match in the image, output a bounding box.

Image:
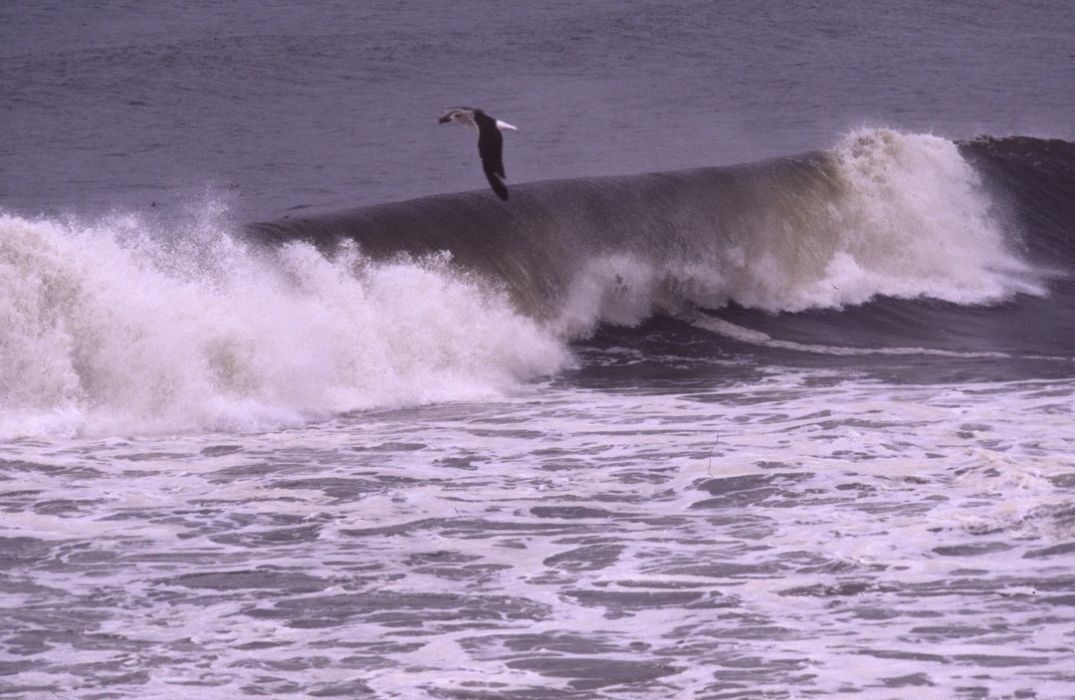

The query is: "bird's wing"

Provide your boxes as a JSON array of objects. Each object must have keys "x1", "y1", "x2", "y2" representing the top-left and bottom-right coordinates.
[
  {"x1": 478, "y1": 133, "x2": 505, "y2": 179},
  {"x1": 476, "y1": 119, "x2": 508, "y2": 199}
]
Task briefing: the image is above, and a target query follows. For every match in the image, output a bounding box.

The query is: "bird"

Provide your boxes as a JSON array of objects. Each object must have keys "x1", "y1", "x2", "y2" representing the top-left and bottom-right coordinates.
[{"x1": 438, "y1": 107, "x2": 517, "y2": 200}]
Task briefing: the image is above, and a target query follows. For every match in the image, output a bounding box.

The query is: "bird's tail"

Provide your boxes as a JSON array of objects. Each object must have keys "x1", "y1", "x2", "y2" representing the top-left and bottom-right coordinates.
[
  {"x1": 495, "y1": 120, "x2": 518, "y2": 132},
  {"x1": 483, "y1": 167, "x2": 509, "y2": 200}
]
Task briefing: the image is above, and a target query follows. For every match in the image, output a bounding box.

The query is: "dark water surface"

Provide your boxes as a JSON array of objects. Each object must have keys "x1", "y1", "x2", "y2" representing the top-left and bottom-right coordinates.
[{"x1": 3, "y1": 1, "x2": 1073, "y2": 221}]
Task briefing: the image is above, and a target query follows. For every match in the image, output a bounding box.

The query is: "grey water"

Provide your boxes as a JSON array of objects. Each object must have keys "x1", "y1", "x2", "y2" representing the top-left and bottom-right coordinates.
[
  {"x1": 2, "y1": 2, "x2": 1075, "y2": 699},
  {"x1": 3, "y1": 1, "x2": 1073, "y2": 221}
]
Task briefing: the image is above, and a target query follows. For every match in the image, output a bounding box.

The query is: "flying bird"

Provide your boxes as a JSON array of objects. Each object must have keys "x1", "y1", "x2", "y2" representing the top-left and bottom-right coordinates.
[{"x1": 438, "y1": 107, "x2": 517, "y2": 200}]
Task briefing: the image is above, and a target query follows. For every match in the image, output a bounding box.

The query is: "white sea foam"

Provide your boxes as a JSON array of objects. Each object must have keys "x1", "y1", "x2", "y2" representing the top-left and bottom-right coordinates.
[
  {"x1": 814, "y1": 128, "x2": 1042, "y2": 305},
  {"x1": 553, "y1": 129, "x2": 1044, "y2": 336},
  {"x1": 0, "y1": 210, "x2": 568, "y2": 438},
  {"x1": 4, "y1": 373, "x2": 1072, "y2": 698}
]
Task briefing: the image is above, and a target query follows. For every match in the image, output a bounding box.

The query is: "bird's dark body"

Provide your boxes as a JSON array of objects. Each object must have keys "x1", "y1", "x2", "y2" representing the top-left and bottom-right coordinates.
[{"x1": 474, "y1": 110, "x2": 509, "y2": 200}]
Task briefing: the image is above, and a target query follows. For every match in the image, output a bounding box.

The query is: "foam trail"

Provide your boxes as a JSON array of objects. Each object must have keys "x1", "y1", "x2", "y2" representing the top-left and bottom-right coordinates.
[{"x1": 0, "y1": 211, "x2": 567, "y2": 438}]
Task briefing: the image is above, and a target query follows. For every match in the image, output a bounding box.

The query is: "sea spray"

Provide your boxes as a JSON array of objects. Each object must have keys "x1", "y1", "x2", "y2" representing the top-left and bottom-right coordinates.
[
  {"x1": 550, "y1": 130, "x2": 1044, "y2": 335},
  {"x1": 1, "y1": 131, "x2": 1056, "y2": 437},
  {"x1": 0, "y1": 211, "x2": 567, "y2": 437}
]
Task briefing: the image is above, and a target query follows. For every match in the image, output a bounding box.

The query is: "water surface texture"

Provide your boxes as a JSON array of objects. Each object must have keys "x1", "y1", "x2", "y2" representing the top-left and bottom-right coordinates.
[{"x1": 2, "y1": 2, "x2": 1074, "y2": 698}]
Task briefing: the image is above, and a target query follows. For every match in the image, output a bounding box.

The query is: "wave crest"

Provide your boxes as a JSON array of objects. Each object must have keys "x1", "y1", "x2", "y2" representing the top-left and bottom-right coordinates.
[{"x1": 0, "y1": 212, "x2": 567, "y2": 437}]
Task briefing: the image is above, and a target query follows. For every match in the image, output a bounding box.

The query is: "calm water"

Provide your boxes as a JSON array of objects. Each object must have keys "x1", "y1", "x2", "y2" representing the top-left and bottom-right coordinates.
[
  {"x1": 3, "y1": 0, "x2": 1073, "y2": 221},
  {"x1": 2, "y1": 2, "x2": 1074, "y2": 698}
]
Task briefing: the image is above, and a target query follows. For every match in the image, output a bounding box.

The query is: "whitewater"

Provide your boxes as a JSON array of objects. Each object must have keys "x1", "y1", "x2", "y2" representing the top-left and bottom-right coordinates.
[
  {"x1": 3, "y1": 2, "x2": 1074, "y2": 698},
  {"x1": 1, "y1": 131, "x2": 1060, "y2": 438},
  {"x1": 0, "y1": 212, "x2": 566, "y2": 437}
]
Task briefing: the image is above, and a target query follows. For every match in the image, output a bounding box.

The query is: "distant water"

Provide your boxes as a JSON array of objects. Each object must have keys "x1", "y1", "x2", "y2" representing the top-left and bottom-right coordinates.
[
  {"x1": 2, "y1": 2, "x2": 1074, "y2": 698},
  {"x1": 3, "y1": 0, "x2": 1074, "y2": 221}
]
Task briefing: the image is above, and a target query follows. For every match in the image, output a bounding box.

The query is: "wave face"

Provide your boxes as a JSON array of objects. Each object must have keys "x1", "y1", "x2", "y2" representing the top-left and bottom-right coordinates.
[
  {"x1": 250, "y1": 130, "x2": 1072, "y2": 354},
  {"x1": 3, "y1": 130, "x2": 1072, "y2": 436}
]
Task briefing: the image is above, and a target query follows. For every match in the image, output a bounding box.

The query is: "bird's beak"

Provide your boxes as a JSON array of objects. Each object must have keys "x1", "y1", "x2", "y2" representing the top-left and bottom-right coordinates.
[{"x1": 438, "y1": 116, "x2": 450, "y2": 124}]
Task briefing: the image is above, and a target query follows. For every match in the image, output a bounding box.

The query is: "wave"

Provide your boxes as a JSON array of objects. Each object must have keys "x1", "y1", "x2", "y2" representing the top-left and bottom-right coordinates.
[
  {"x1": 0, "y1": 211, "x2": 566, "y2": 437},
  {"x1": 3, "y1": 129, "x2": 1072, "y2": 436},
  {"x1": 249, "y1": 130, "x2": 1060, "y2": 339}
]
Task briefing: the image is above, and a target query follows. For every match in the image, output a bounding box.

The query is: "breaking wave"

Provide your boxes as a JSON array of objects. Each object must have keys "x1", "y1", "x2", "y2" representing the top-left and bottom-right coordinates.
[
  {"x1": 0, "y1": 212, "x2": 566, "y2": 437},
  {"x1": 3, "y1": 129, "x2": 1072, "y2": 436}
]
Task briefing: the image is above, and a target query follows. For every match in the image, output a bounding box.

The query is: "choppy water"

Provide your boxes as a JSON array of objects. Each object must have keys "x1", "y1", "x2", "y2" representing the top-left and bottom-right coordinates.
[
  {"x1": 3, "y1": 1, "x2": 1075, "y2": 698},
  {"x1": 4, "y1": 376, "x2": 1075, "y2": 698}
]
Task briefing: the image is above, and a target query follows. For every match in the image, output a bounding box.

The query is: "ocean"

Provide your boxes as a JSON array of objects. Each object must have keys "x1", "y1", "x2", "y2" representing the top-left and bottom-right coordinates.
[{"x1": 2, "y1": 1, "x2": 1074, "y2": 698}]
